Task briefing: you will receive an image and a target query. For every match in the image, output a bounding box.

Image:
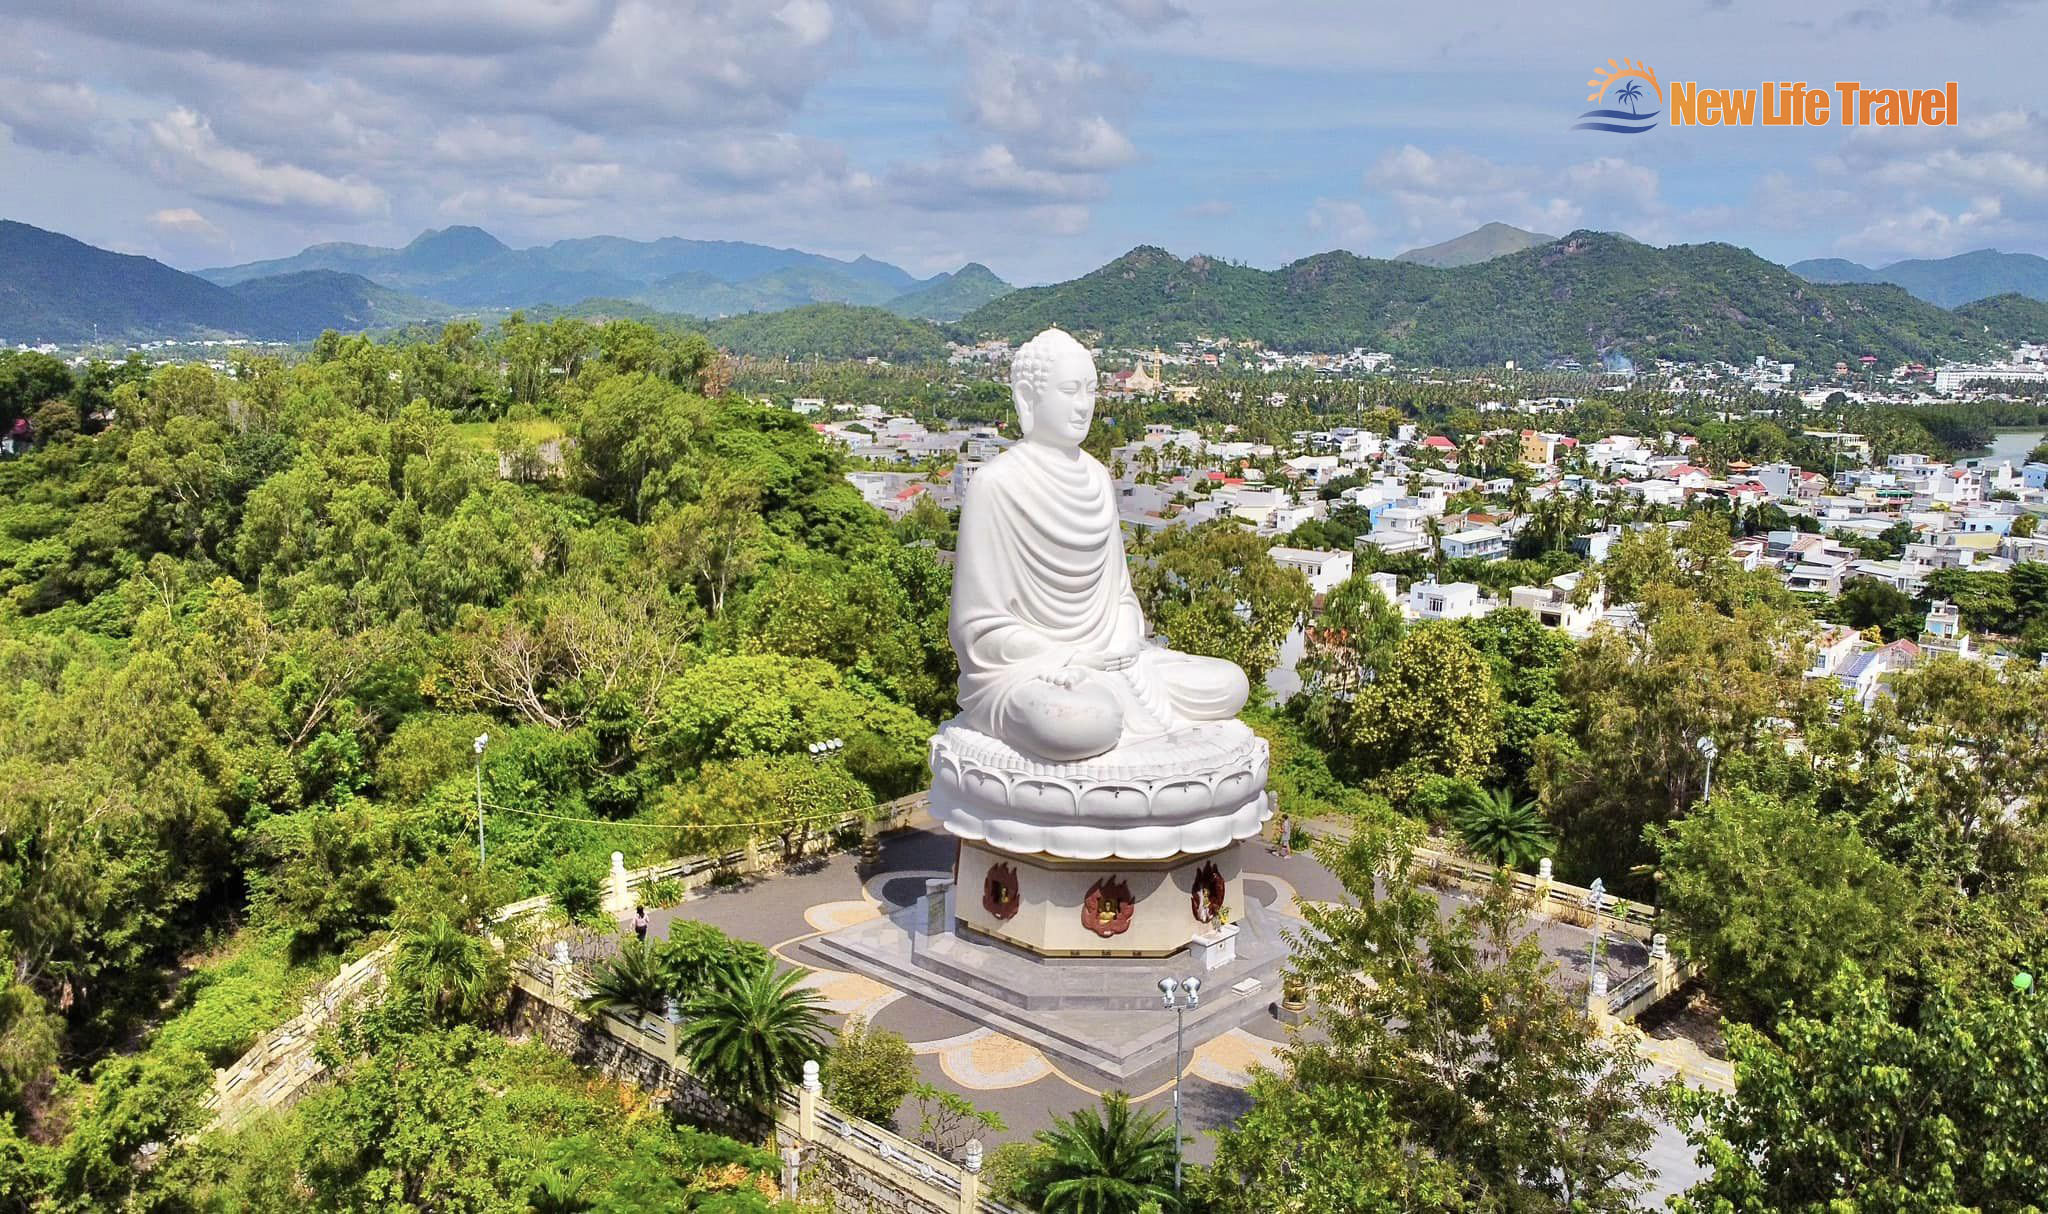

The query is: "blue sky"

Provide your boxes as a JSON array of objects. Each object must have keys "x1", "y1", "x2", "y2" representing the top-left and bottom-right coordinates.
[{"x1": 0, "y1": 0, "x2": 2042, "y2": 283}]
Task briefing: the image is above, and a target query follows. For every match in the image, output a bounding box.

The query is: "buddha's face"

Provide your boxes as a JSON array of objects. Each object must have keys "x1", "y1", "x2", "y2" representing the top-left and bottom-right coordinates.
[{"x1": 1018, "y1": 343, "x2": 1096, "y2": 448}]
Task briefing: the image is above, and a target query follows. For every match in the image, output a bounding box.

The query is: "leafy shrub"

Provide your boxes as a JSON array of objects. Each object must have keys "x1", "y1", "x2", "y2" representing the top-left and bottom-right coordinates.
[
  {"x1": 152, "y1": 931, "x2": 337, "y2": 1067},
  {"x1": 638, "y1": 876, "x2": 688, "y2": 907},
  {"x1": 657, "y1": 920, "x2": 769, "y2": 1001},
  {"x1": 1407, "y1": 773, "x2": 1481, "y2": 830},
  {"x1": 551, "y1": 864, "x2": 605, "y2": 922},
  {"x1": 982, "y1": 1141, "x2": 1051, "y2": 1202},
  {"x1": 821, "y1": 1017, "x2": 916, "y2": 1124}
]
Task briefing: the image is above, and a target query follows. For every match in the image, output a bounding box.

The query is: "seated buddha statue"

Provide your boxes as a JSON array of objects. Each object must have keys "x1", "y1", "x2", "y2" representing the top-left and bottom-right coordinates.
[{"x1": 949, "y1": 328, "x2": 1250, "y2": 762}]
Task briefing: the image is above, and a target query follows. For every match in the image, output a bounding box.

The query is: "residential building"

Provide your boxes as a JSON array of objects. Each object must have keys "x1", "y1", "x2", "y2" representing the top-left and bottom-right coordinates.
[
  {"x1": 1407, "y1": 580, "x2": 1487, "y2": 621},
  {"x1": 1507, "y1": 572, "x2": 1607, "y2": 638},
  {"x1": 1439, "y1": 525, "x2": 1509, "y2": 562},
  {"x1": 1269, "y1": 547, "x2": 1355, "y2": 597}
]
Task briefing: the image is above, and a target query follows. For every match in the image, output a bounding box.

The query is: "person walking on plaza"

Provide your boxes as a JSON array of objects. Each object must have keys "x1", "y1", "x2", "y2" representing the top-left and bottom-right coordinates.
[
  {"x1": 1277, "y1": 813, "x2": 1291, "y2": 859},
  {"x1": 632, "y1": 905, "x2": 649, "y2": 942}
]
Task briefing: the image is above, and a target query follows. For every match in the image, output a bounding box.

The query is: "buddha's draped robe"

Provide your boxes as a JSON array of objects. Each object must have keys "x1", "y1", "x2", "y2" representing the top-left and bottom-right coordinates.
[{"x1": 950, "y1": 442, "x2": 1247, "y2": 758}]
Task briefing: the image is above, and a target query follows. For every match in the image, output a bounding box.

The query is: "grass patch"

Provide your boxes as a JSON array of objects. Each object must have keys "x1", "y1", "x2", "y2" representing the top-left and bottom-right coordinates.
[
  {"x1": 449, "y1": 418, "x2": 567, "y2": 452},
  {"x1": 152, "y1": 929, "x2": 342, "y2": 1067}
]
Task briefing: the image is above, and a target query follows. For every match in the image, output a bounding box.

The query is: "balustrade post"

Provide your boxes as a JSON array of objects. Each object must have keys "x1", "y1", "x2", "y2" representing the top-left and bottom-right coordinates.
[
  {"x1": 798, "y1": 1060, "x2": 820, "y2": 1141},
  {"x1": 609, "y1": 851, "x2": 630, "y2": 912},
  {"x1": 958, "y1": 1138, "x2": 983, "y2": 1214},
  {"x1": 1587, "y1": 969, "x2": 1612, "y2": 1031}
]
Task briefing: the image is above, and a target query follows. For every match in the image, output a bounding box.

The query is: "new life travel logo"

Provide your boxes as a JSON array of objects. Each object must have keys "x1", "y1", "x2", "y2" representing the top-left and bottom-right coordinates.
[
  {"x1": 1574, "y1": 59, "x2": 1960, "y2": 132},
  {"x1": 1574, "y1": 59, "x2": 1662, "y2": 134}
]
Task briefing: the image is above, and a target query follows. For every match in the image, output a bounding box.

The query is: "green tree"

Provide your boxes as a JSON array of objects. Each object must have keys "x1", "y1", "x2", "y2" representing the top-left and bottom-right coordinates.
[
  {"x1": 1673, "y1": 974, "x2": 2048, "y2": 1212},
  {"x1": 392, "y1": 916, "x2": 504, "y2": 1026},
  {"x1": 1450, "y1": 785, "x2": 1554, "y2": 870},
  {"x1": 822, "y1": 1016, "x2": 917, "y2": 1125},
  {"x1": 582, "y1": 940, "x2": 671, "y2": 1021},
  {"x1": 1296, "y1": 573, "x2": 1403, "y2": 745},
  {"x1": 1540, "y1": 584, "x2": 1819, "y2": 883},
  {"x1": 1205, "y1": 1071, "x2": 1463, "y2": 1213},
  {"x1": 1455, "y1": 607, "x2": 1576, "y2": 797},
  {"x1": 677, "y1": 961, "x2": 828, "y2": 1110},
  {"x1": 1836, "y1": 576, "x2": 1916, "y2": 638},
  {"x1": 1018, "y1": 1092, "x2": 1179, "y2": 1214},
  {"x1": 1650, "y1": 789, "x2": 1914, "y2": 1024},
  {"x1": 1344, "y1": 621, "x2": 1503, "y2": 801},
  {"x1": 1261, "y1": 810, "x2": 1657, "y2": 1211},
  {"x1": 1130, "y1": 522, "x2": 1310, "y2": 676}
]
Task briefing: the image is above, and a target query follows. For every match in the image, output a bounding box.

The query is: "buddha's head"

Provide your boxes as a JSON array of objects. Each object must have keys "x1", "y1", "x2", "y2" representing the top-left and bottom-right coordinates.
[{"x1": 1011, "y1": 328, "x2": 1097, "y2": 449}]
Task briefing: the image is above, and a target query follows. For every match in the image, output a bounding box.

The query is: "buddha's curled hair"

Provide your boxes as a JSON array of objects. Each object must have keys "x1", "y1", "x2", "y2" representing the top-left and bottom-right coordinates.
[{"x1": 1010, "y1": 327, "x2": 1089, "y2": 398}]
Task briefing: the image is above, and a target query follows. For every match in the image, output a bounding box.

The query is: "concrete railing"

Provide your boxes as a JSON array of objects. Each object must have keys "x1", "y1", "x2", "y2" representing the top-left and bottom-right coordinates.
[
  {"x1": 1588, "y1": 932, "x2": 1698, "y2": 1027},
  {"x1": 1300, "y1": 816, "x2": 1657, "y2": 938},
  {"x1": 1407, "y1": 845, "x2": 1659, "y2": 940},
  {"x1": 200, "y1": 941, "x2": 395, "y2": 1132},
  {"x1": 511, "y1": 960, "x2": 1023, "y2": 1213},
  {"x1": 199, "y1": 790, "x2": 927, "y2": 1131}
]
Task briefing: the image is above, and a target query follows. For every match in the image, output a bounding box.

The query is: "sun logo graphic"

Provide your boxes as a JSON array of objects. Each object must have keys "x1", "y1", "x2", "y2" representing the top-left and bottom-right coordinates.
[{"x1": 1575, "y1": 58, "x2": 1662, "y2": 134}]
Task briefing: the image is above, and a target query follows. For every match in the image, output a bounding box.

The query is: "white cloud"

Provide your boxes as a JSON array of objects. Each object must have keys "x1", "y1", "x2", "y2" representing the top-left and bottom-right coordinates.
[
  {"x1": 142, "y1": 108, "x2": 388, "y2": 218},
  {"x1": 145, "y1": 206, "x2": 227, "y2": 243},
  {"x1": 1306, "y1": 199, "x2": 1375, "y2": 248},
  {"x1": 0, "y1": 76, "x2": 102, "y2": 154}
]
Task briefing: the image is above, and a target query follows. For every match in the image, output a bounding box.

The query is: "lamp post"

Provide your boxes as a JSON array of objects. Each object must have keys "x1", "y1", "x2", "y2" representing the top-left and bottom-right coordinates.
[
  {"x1": 790, "y1": 739, "x2": 843, "y2": 862},
  {"x1": 1696, "y1": 735, "x2": 1719, "y2": 805},
  {"x1": 1158, "y1": 975, "x2": 1201, "y2": 1197},
  {"x1": 473, "y1": 733, "x2": 489, "y2": 863}
]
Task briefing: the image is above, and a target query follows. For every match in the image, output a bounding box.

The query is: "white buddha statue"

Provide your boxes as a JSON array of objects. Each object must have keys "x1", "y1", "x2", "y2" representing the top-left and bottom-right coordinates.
[{"x1": 950, "y1": 328, "x2": 1249, "y2": 762}]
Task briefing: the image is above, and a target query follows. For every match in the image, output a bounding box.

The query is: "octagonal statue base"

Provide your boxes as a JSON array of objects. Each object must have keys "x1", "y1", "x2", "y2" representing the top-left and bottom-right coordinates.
[{"x1": 954, "y1": 838, "x2": 1243, "y2": 957}]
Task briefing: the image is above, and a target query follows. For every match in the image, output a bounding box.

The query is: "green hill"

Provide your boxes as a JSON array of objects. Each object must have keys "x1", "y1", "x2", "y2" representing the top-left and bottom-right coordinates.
[
  {"x1": 200, "y1": 226, "x2": 936, "y2": 313},
  {"x1": 1788, "y1": 257, "x2": 1881, "y2": 285},
  {"x1": 884, "y1": 263, "x2": 1013, "y2": 321},
  {"x1": 1394, "y1": 222, "x2": 1555, "y2": 268},
  {"x1": 0, "y1": 219, "x2": 255, "y2": 342},
  {"x1": 229, "y1": 270, "x2": 449, "y2": 340},
  {"x1": 1953, "y1": 293, "x2": 2048, "y2": 342},
  {"x1": 704, "y1": 303, "x2": 949, "y2": 362},
  {"x1": 1792, "y1": 249, "x2": 2048, "y2": 306},
  {"x1": 963, "y1": 232, "x2": 2016, "y2": 368}
]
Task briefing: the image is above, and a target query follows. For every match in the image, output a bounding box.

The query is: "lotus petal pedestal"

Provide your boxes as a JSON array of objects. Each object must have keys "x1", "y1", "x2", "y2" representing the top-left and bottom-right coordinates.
[{"x1": 929, "y1": 717, "x2": 1272, "y2": 957}]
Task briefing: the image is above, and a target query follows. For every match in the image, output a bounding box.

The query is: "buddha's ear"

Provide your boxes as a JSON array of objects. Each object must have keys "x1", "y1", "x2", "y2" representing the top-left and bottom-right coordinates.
[{"x1": 1012, "y1": 382, "x2": 1036, "y2": 438}]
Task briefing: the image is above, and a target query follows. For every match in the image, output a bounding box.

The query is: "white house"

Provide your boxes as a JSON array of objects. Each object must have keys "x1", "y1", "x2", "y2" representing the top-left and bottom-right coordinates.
[
  {"x1": 1407, "y1": 580, "x2": 1487, "y2": 621},
  {"x1": 1806, "y1": 624, "x2": 1867, "y2": 680},
  {"x1": 1269, "y1": 547, "x2": 1355, "y2": 596},
  {"x1": 1439, "y1": 525, "x2": 1509, "y2": 562},
  {"x1": 1507, "y1": 572, "x2": 1607, "y2": 638}
]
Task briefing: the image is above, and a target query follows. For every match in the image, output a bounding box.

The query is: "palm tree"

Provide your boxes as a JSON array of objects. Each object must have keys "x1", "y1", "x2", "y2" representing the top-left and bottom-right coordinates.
[
  {"x1": 1421, "y1": 514, "x2": 1447, "y2": 582},
  {"x1": 525, "y1": 1167, "x2": 593, "y2": 1213},
  {"x1": 1452, "y1": 786, "x2": 1555, "y2": 871},
  {"x1": 1616, "y1": 80, "x2": 1644, "y2": 114},
  {"x1": 581, "y1": 939, "x2": 668, "y2": 1021},
  {"x1": 393, "y1": 916, "x2": 498, "y2": 1024},
  {"x1": 1027, "y1": 1092, "x2": 1178, "y2": 1214},
  {"x1": 677, "y1": 960, "x2": 827, "y2": 1110}
]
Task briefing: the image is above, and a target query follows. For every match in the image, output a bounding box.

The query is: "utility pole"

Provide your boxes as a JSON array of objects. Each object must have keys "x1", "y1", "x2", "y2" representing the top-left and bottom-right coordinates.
[{"x1": 473, "y1": 733, "x2": 489, "y2": 862}]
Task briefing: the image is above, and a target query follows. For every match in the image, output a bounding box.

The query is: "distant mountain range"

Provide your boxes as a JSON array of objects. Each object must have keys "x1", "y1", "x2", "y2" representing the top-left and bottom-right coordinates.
[
  {"x1": 8, "y1": 216, "x2": 2048, "y2": 368},
  {"x1": 1394, "y1": 222, "x2": 1556, "y2": 268},
  {"x1": 1790, "y1": 248, "x2": 2048, "y2": 307},
  {"x1": 196, "y1": 226, "x2": 1012, "y2": 320},
  {"x1": 962, "y1": 231, "x2": 2048, "y2": 368},
  {"x1": 0, "y1": 221, "x2": 447, "y2": 343},
  {"x1": 0, "y1": 219, "x2": 1013, "y2": 344}
]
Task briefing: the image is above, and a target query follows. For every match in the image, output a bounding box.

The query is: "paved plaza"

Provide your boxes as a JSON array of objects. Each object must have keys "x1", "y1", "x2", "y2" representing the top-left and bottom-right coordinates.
[{"x1": 624, "y1": 823, "x2": 1708, "y2": 1193}]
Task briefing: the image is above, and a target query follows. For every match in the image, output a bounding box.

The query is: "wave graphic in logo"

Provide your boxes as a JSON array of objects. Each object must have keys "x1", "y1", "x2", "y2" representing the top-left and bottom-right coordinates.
[{"x1": 1575, "y1": 58, "x2": 1662, "y2": 133}]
